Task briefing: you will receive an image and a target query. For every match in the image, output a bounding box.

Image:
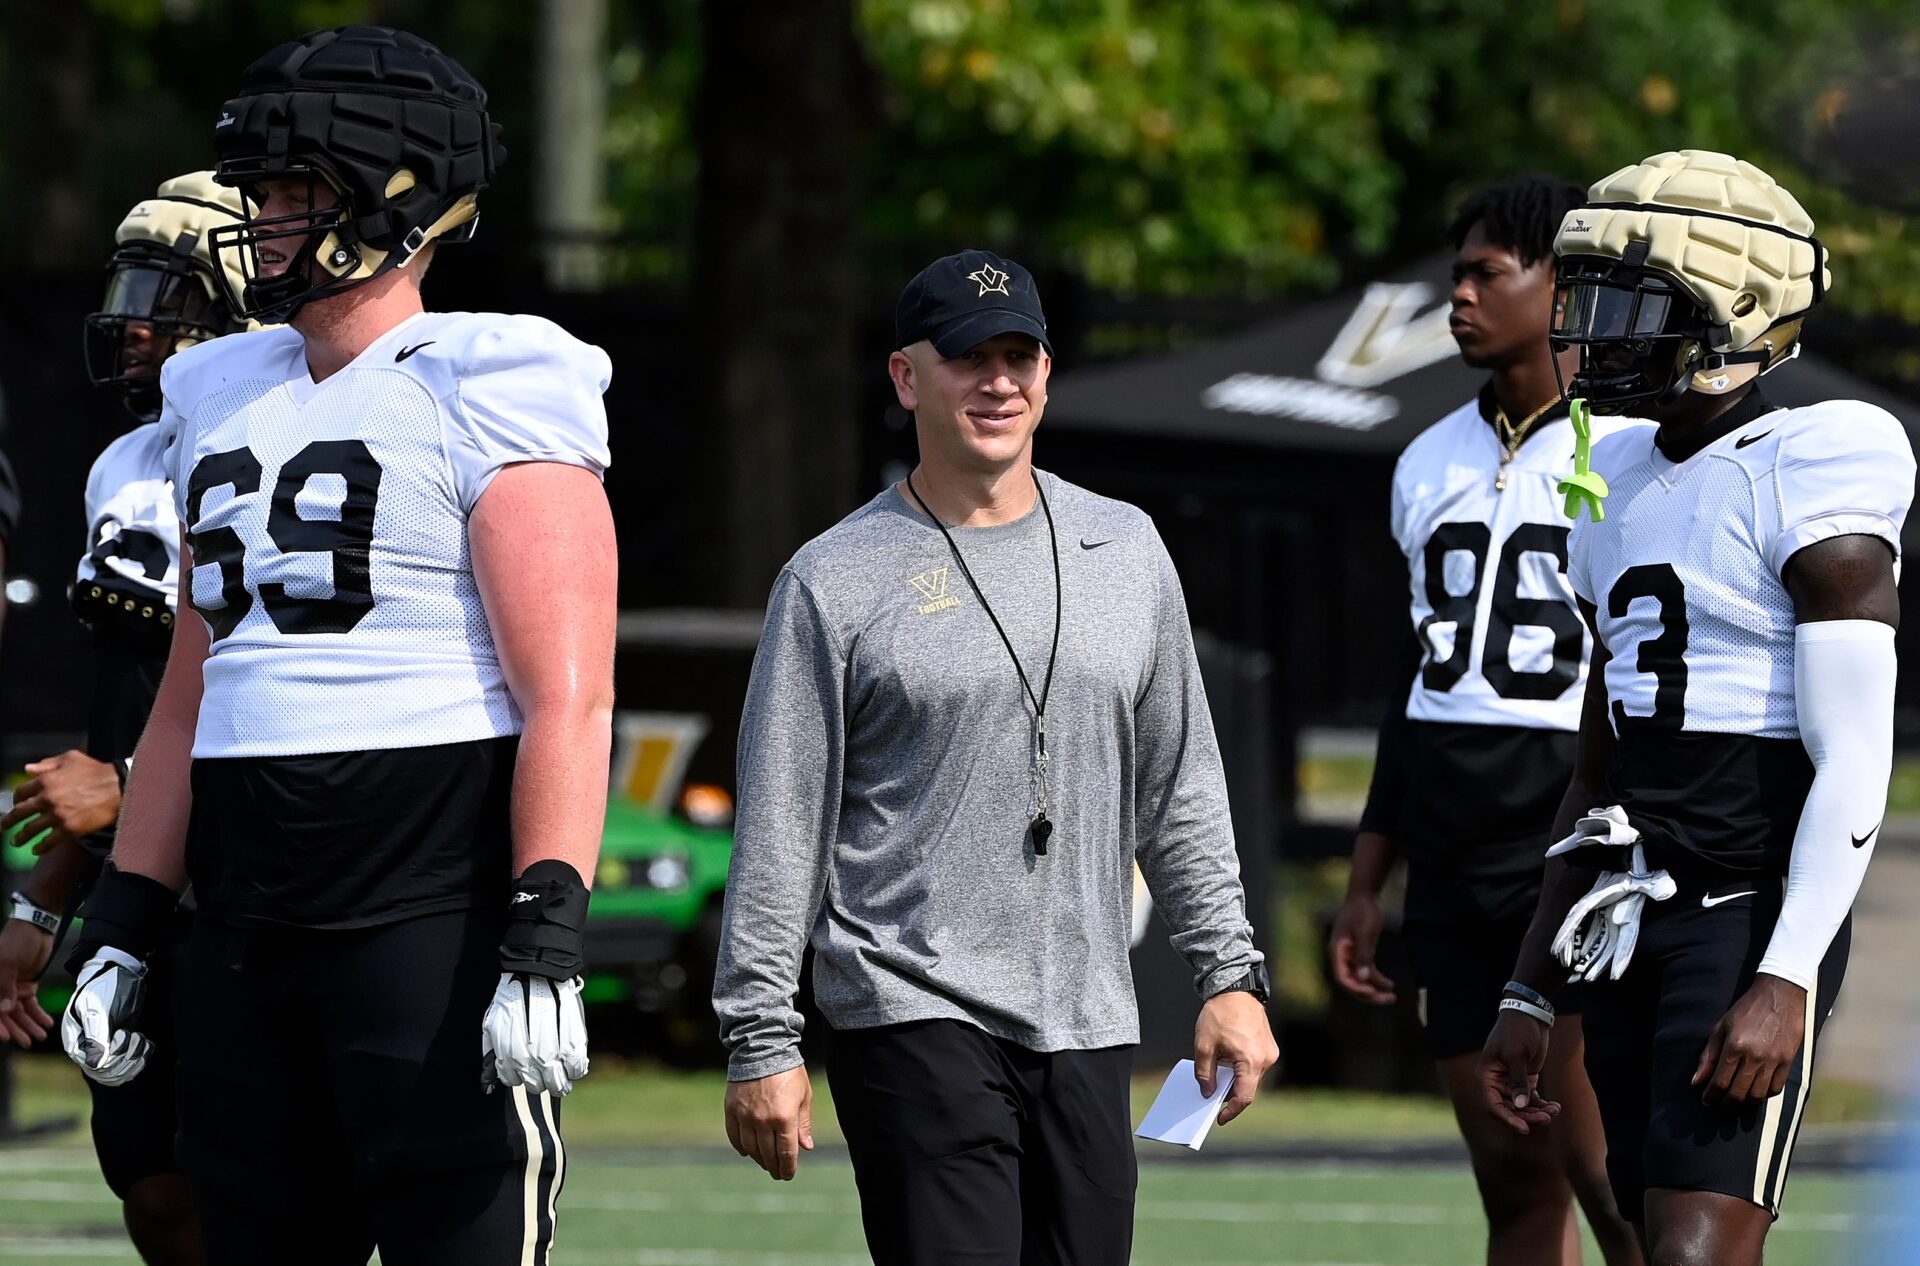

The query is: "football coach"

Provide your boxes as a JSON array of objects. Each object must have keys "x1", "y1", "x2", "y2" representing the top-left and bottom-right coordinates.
[{"x1": 715, "y1": 249, "x2": 1277, "y2": 1264}]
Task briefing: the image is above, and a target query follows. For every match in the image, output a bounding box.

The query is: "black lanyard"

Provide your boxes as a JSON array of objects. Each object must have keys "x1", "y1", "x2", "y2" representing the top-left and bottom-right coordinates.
[{"x1": 906, "y1": 470, "x2": 1062, "y2": 854}]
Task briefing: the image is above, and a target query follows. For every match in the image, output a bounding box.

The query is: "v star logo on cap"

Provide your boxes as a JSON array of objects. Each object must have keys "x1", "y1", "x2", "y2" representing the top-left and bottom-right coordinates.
[{"x1": 968, "y1": 264, "x2": 1011, "y2": 297}]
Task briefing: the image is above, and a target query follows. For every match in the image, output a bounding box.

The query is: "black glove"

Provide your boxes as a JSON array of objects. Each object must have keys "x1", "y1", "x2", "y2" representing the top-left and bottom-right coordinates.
[
  {"x1": 499, "y1": 859, "x2": 589, "y2": 980},
  {"x1": 64, "y1": 865, "x2": 177, "y2": 975}
]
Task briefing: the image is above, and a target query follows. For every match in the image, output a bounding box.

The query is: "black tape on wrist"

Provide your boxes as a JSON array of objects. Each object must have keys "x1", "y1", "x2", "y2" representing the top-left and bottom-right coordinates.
[
  {"x1": 499, "y1": 859, "x2": 590, "y2": 980},
  {"x1": 63, "y1": 865, "x2": 177, "y2": 975}
]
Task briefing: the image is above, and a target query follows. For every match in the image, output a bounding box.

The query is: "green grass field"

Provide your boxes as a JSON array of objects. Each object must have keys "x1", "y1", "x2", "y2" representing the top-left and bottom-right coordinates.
[{"x1": 0, "y1": 1055, "x2": 1892, "y2": 1265}]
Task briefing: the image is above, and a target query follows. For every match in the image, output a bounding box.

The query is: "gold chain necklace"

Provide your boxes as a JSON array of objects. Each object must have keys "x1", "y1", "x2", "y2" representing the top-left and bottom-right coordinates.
[{"x1": 1493, "y1": 398, "x2": 1561, "y2": 492}]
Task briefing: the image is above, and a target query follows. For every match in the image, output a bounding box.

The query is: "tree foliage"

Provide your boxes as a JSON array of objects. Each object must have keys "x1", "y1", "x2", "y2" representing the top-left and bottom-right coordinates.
[
  {"x1": 19, "y1": 0, "x2": 1919, "y2": 320},
  {"x1": 599, "y1": 0, "x2": 1919, "y2": 317}
]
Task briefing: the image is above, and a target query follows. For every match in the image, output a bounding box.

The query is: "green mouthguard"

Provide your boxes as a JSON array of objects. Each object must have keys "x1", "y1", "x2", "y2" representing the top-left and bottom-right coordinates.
[{"x1": 1557, "y1": 396, "x2": 1610, "y2": 522}]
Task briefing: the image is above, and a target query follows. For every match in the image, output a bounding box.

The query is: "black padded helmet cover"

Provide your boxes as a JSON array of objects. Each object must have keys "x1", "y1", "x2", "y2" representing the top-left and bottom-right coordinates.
[{"x1": 214, "y1": 26, "x2": 504, "y2": 259}]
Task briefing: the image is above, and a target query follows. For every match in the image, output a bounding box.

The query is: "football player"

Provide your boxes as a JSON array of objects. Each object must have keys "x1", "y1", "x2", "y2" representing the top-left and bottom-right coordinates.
[
  {"x1": 0, "y1": 170, "x2": 252, "y2": 1266},
  {"x1": 53, "y1": 27, "x2": 616, "y2": 1264},
  {"x1": 1481, "y1": 149, "x2": 1913, "y2": 1266},
  {"x1": 1331, "y1": 175, "x2": 1644, "y2": 1266}
]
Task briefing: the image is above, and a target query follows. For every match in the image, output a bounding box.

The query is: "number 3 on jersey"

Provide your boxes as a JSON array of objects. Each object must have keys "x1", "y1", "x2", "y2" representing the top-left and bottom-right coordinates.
[
  {"x1": 185, "y1": 441, "x2": 383, "y2": 639},
  {"x1": 1418, "y1": 521, "x2": 1582, "y2": 700}
]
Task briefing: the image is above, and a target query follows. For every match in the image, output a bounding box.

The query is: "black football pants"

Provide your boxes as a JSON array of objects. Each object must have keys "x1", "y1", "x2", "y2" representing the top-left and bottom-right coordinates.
[
  {"x1": 828, "y1": 1018, "x2": 1136, "y2": 1266},
  {"x1": 173, "y1": 908, "x2": 564, "y2": 1265}
]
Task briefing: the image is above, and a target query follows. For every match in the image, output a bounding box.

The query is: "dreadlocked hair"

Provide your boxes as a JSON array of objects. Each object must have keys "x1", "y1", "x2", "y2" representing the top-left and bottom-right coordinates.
[{"x1": 1447, "y1": 175, "x2": 1587, "y2": 268}]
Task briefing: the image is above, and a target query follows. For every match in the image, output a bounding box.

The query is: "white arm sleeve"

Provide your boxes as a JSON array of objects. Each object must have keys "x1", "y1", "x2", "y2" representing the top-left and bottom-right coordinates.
[{"x1": 1757, "y1": 619, "x2": 1898, "y2": 991}]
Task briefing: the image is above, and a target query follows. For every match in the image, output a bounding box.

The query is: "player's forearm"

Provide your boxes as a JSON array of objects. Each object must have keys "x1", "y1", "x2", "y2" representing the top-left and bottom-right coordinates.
[
  {"x1": 111, "y1": 703, "x2": 196, "y2": 891},
  {"x1": 509, "y1": 698, "x2": 613, "y2": 884},
  {"x1": 19, "y1": 837, "x2": 96, "y2": 913},
  {"x1": 1759, "y1": 620, "x2": 1896, "y2": 990},
  {"x1": 1345, "y1": 831, "x2": 1399, "y2": 899},
  {"x1": 1506, "y1": 772, "x2": 1601, "y2": 1002},
  {"x1": 109, "y1": 601, "x2": 206, "y2": 891}
]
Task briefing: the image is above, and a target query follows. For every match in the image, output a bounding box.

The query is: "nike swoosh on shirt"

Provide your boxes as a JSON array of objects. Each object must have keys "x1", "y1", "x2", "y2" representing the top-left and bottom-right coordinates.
[
  {"x1": 1734, "y1": 430, "x2": 1773, "y2": 449},
  {"x1": 1081, "y1": 539, "x2": 1113, "y2": 550},
  {"x1": 395, "y1": 341, "x2": 437, "y2": 362},
  {"x1": 1701, "y1": 891, "x2": 1758, "y2": 908},
  {"x1": 1853, "y1": 822, "x2": 1882, "y2": 849}
]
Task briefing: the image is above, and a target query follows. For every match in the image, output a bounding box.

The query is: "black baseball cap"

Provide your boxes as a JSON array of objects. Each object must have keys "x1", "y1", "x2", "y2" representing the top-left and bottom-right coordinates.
[{"x1": 895, "y1": 249, "x2": 1051, "y2": 357}]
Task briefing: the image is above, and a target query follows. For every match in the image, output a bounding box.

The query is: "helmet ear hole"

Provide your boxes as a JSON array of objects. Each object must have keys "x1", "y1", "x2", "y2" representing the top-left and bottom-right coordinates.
[{"x1": 1731, "y1": 293, "x2": 1758, "y2": 317}]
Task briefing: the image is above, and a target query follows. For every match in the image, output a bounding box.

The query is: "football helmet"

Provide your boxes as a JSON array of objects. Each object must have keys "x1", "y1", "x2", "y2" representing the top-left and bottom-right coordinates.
[
  {"x1": 208, "y1": 26, "x2": 505, "y2": 322},
  {"x1": 84, "y1": 172, "x2": 249, "y2": 421},
  {"x1": 1550, "y1": 150, "x2": 1829, "y2": 412}
]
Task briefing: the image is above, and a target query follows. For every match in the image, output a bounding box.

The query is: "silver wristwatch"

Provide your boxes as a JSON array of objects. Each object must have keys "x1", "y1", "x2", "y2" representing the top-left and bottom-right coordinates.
[{"x1": 7, "y1": 890, "x2": 59, "y2": 935}]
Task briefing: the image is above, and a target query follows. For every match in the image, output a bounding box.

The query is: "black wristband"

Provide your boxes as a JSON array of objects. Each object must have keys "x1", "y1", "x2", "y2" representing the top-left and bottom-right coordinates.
[
  {"x1": 1502, "y1": 979, "x2": 1557, "y2": 1017},
  {"x1": 63, "y1": 865, "x2": 177, "y2": 975},
  {"x1": 1208, "y1": 962, "x2": 1273, "y2": 1005},
  {"x1": 499, "y1": 859, "x2": 590, "y2": 980}
]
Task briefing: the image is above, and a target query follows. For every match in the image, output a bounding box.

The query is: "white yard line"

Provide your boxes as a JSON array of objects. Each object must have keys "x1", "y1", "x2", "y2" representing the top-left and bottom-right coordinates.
[
  {"x1": 0, "y1": 1240, "x2": 139, "y2": 1261},
  {"x1": 0, "y1": 1180, "x2": 119, "y2": 1203}
]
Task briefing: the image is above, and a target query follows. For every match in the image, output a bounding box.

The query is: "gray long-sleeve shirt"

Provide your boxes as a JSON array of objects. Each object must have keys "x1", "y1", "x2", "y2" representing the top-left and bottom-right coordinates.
[{"x1": 714, "y1": 471, "x2": 1261, "y2": 1081}]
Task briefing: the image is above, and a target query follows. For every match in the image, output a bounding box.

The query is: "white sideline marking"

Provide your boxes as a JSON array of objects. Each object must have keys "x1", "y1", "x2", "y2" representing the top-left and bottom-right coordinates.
[
  {"x1": 0, "y1": 1242, "x2": 139, "y2": 1261},
  {"x1": 0, "y1": 1150, "x2": 103, "y2": 1172},
  {"x1": 0, "y1": 1180, "x2": 119, "y2": 1203}
]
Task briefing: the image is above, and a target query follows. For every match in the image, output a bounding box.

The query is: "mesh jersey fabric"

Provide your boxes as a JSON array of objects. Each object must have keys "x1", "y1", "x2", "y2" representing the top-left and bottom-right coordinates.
[
  {"x1": 1392, "y1": 398, "x2": 1649, "y2": 731},
  {"x1": 157, "y1": 309, "x2": 612, "y2": 758},
  {"x1": 77, "y1": 422, "x2": 181, "y2": 609},
  {"x1": 1570, "y1": 398, "x2": 1913, "y2": 739},
  {"x1": 77, "y1": 427, "x2": 176, "y2": 763}
]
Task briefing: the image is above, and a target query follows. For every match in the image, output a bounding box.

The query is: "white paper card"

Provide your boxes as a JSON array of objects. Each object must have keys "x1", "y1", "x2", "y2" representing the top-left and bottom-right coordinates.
[{"x1": 1135, "y1": 1059, "x2": 1235, "y2": 1151}]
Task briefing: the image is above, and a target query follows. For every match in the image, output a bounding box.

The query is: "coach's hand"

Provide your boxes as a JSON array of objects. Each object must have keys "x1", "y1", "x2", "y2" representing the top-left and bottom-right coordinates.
[
  {"x1": 1481, "y1": 1011, "x2": 1560, "y2": 1135},
  {"x1": 1694, "y1": 974, "x2": 1807, "y2": 1108},
  {"x1": 725, "y1": 1066, "x2": 814, "y2": 1181},
  {"x1": 1, "y1": 751, "x2": 122, "y2": 854},
  {"x1": 1329, "y1": 893, "x2": 1397, "y2": 1004},
  {"x1": 62, "y1": 948, "x2": 151, "y2": 1085},
  {"x1": 1195, "y1": 990, "x2": 1279, "y2": 1126},
  {"x1": 0, "y1": 918, "x2": 56, "y2": 1047}
]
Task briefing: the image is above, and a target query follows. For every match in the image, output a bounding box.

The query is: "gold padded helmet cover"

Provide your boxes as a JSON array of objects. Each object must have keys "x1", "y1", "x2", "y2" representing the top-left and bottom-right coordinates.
[
  {"x1": 114, "y1": 171, "x2": 250, "y2": 332},
  {"x1": 1555, "y1": 150, "x2": 1829, "y2": 363}
]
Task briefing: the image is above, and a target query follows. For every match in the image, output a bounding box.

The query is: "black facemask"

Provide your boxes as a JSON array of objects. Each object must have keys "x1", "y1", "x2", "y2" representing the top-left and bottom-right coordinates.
[
  {"x1": 83, "y1": 241, "x2": 241, "y2": 422},
  {"x1": 1549, "y1": 253, "x2": 1716, "y2": 414}
]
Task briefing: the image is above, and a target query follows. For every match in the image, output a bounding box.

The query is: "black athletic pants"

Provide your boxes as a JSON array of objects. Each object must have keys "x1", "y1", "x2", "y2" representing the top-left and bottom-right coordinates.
[
  {"x1": 174, "y1": 908, "x2": 563, "y2": 1265},
  {"x1": 828, "y1": 1019, "x2": 1136, "y2": 1266}
]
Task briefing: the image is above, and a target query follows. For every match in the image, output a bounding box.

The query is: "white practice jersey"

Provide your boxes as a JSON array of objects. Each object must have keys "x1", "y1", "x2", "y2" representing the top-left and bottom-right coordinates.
[
  {"x1": 159, "y1": 310, "x2": 612, "y2": 758},
  {"x1": 76, "y1": 421, "x2": 180, "y2": 610},
  {"x1": 1570, "y1": 398, "x2": 1914, "y2": 740},
  {"x1": 1393, "y1": 399, "x2": 1647, "y2": 730}
]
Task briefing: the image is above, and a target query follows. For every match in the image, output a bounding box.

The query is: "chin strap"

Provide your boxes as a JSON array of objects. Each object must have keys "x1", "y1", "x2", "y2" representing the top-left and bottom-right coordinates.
[{"x1": 1556, "y1": 397, "x2": 1611, "y2": 523}]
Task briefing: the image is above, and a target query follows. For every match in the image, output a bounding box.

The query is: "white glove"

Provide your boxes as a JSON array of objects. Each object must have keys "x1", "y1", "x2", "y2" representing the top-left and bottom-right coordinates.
[
  {"x1": 1551, "y1": 842, "x2": 1676, "y2": 981},
  {"x1": 61, "y1": 948, "x2": 151, "y2": 1087},
  {"x1": 1546, "y1": 805, "x2": 1642, "y2": 858},
  {"x1": 482, "y1": 972, "x2": 589, "y2": 1097}
]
